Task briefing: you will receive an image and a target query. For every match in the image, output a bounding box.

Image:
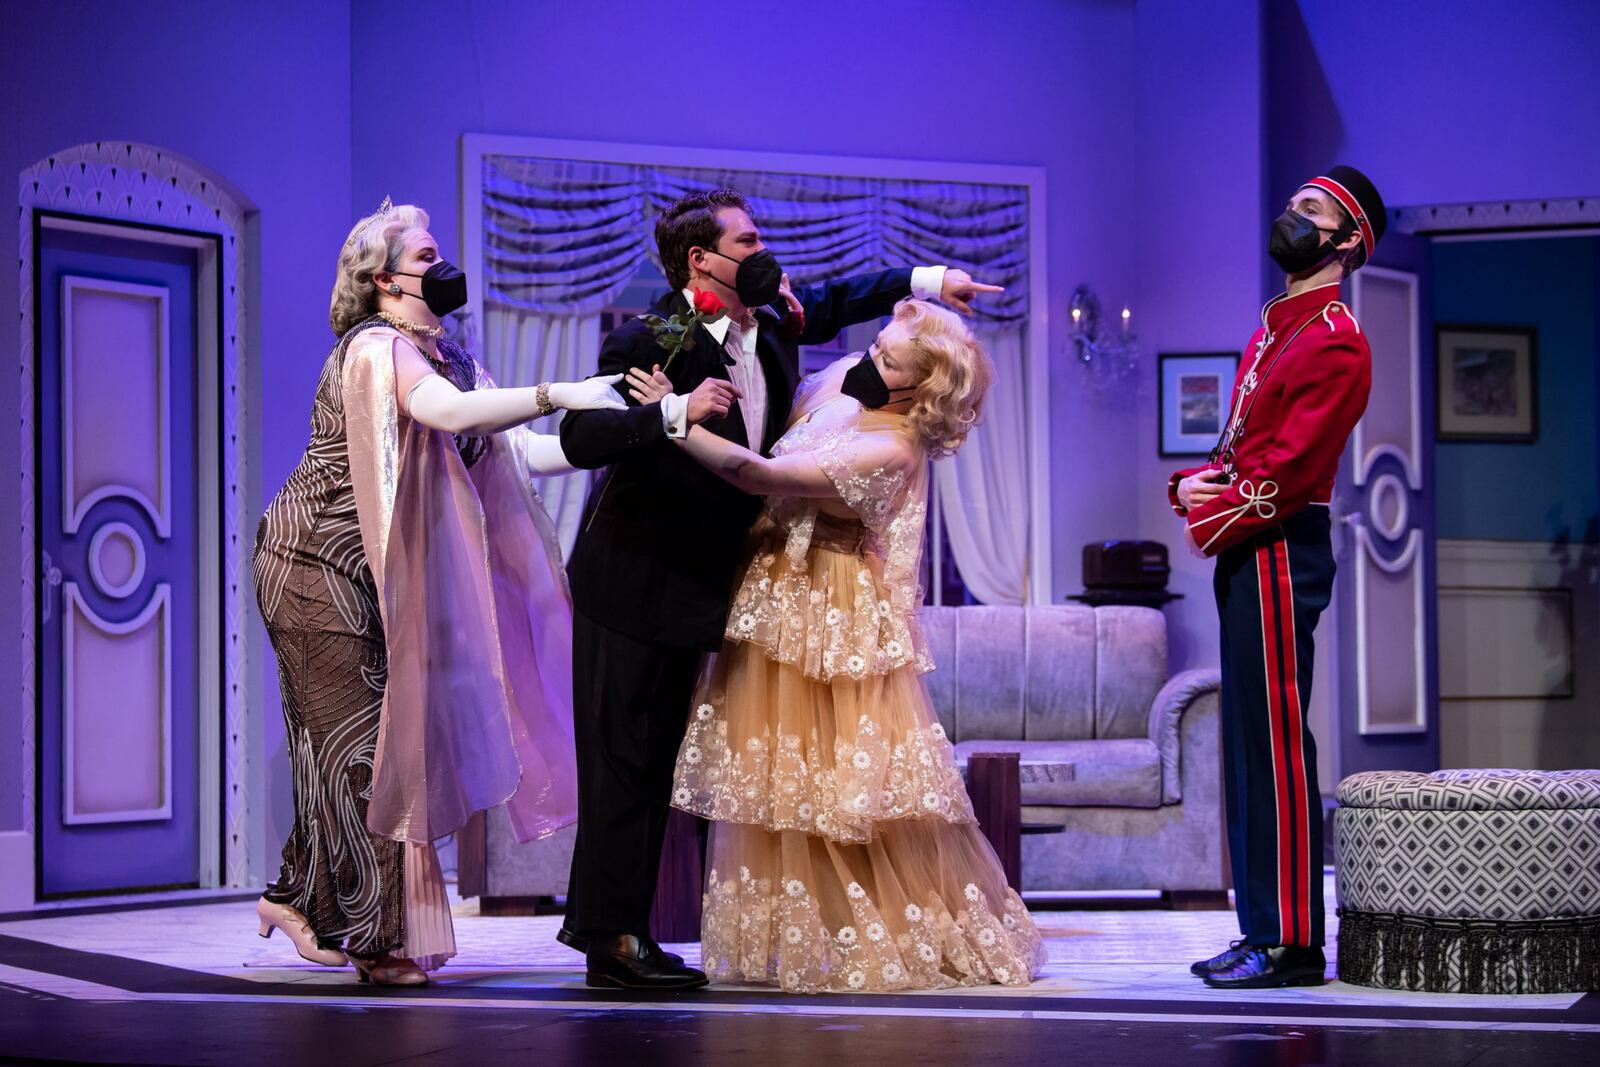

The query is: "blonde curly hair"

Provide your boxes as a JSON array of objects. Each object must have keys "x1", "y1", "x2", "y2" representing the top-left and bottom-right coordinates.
[
  {"x1": 328, "y1": 202, "x2": 430, "y2": 336},
  {"x1": 894, "y1": 298, "x2": 992, "y2": 458}
]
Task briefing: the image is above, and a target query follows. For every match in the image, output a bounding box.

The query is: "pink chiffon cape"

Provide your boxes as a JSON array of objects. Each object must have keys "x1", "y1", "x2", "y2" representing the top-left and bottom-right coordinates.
[{"x1": 341, "y1": 333, "x2": 578, "y2": 848}]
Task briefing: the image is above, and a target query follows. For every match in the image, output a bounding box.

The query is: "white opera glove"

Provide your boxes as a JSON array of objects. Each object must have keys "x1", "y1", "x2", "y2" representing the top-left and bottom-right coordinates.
[
  {"x1": 518, "y1": 431, "x2": 579, "y2": 476},
  {"x1": 546, "y1": 374, "x2": 627, "y2": 412}
]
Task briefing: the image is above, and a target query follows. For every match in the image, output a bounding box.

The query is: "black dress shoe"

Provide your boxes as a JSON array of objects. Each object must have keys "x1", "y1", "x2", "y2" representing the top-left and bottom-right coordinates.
[
  {"x1": 559, "y1": 926, "x2": 685, "y2": 967},
  {"x1": 585, "y1": 934, "x2": 708, "y2": 991},
  {"x1": 1202, "y1": 945, "x2": 1327, "y2": 989},
  {"x1": 1190, "y1": 939, "x2": 1250, "y2": 978}
]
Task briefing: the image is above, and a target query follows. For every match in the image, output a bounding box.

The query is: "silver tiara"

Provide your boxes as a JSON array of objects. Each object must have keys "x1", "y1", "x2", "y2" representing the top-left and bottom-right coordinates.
[{"x1": 343, "y1": 195, "x2": 395, "y2": 249}]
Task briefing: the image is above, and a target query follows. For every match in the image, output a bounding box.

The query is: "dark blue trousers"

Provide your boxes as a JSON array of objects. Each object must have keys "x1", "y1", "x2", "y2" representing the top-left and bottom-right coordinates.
[{"x1": 1213, "y1": 507, "x2": 1334, "y2": 948}]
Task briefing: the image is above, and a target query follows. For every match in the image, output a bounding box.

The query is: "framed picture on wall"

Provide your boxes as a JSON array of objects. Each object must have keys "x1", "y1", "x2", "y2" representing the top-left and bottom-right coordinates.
[
  {"x1": 1435, "y1": 325, "x2": 1538, "y2": 442},
  {"x1": 1158, "y1": 352, "x2": 1238, "y2": 457}
]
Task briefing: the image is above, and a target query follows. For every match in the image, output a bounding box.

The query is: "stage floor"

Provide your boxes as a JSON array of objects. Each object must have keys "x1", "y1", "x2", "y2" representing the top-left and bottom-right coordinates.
[{"x1": 2, "y1": 873, "x2": 1595, "y2": 1066}]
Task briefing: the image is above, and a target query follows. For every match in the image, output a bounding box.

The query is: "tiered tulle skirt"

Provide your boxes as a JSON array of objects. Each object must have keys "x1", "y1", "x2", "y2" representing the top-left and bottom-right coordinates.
[{"x1": 672, "y1": 526, "x2": 1045, "y2": 993}]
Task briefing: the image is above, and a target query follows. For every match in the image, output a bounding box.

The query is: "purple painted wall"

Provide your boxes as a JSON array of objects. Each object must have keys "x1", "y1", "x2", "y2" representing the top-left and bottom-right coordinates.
[
  {"x1": 1131, "y1": 0, "x2": 1266, "y2": 671},
  {"x1": 1268, "y1": 1, "x2": 1600, "y2": 211},
  {"x1": 0, "y1": 2, "x2": 353, "y2": 861},
  {"x1": 346, "y1": 0, "x2": 1144, "y2": 606}
]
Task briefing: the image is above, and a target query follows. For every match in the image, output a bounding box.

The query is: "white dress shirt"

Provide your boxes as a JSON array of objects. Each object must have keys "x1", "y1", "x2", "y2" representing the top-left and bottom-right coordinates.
[{"x1": 660, "y1": 266, "x2": 948, "y2": 443}]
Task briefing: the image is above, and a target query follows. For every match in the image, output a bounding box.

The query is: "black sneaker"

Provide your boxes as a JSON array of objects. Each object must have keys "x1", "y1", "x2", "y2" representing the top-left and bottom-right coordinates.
[
  {"x1": 1202, "y1": 945, "x2": 1327, "y2": 989},
  {"x1": 1189, "y1": 939, "x2": 1249, "y2": 978}
]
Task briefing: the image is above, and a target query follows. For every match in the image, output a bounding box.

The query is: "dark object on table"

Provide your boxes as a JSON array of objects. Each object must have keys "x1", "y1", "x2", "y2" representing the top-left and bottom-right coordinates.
[
  {"x1": 1070, "y1": 541, "x2": 1184, "y2": 607},
  {"x1": 1083, "y1": 540, "x2": 1170, "y2": 589}
]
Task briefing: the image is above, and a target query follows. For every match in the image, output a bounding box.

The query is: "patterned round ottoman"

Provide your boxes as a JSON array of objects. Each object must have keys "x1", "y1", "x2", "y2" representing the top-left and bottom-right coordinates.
[{"x1": 1335, "y1": 769, "x2": 1600, "y2": 993}]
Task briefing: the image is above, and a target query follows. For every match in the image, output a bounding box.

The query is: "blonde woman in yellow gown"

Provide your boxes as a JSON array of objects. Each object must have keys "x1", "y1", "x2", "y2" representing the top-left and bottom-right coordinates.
[{"x1": 630, "y1": 297, "x2": 1045, "y2": 993}]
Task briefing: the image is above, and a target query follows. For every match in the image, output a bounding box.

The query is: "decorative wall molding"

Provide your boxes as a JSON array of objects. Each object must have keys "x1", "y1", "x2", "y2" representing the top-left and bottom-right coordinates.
[
  {"x1": 1437, "y1": 537, "x2": 1596, "y2": 577},
  {"x1": 1345, "y1": 265, "x2": 1428, "y2": 736},
  {"x1": 1392, "y1": 196, "x2": 1600, "y2": 237},
  {"x1": 87, "y1": 521, "x2": 147, "y2": 600},
  {"x1": 1350, "y1": 268, "x2": 1422, "y2": 487},
  {"x1": 1437, "y1": 538, "x2": 1590, "y2": 703},
  {"x1": 19, "y1": 142, "x2": 252, "y2": 889},
  {"x1": 0, "y1": 832, "x2": 32, "y2": 911},
  {"x1": 1436, "y1": 539, "x2": 1600, "y2": 770},
  {"x1": 1353, "y1": 523, "x2": 1429, "y2": 734},
  {"x1": 62, "y1": 583, "x2": 172, "y2": 825},
  {"x1": 60, "y1": 276, "x2": 172, "y2": 536}
]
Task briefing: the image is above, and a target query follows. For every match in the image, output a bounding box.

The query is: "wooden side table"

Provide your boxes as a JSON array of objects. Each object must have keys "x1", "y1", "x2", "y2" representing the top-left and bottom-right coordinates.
[
  {"x1": 967, "y1": 753, "x2": 1022, "y2": 890},
  {"x1": 967, "y1": 753, "x2": 1074, "y2": 892}
]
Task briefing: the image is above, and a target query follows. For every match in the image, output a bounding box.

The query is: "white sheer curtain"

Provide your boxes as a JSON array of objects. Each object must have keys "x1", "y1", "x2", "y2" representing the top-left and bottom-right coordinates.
[
  {"x1": 483, "y1": 307, "x2": 600, "y2": 558},
  {"x1": 933, "y1": 327, "x2": 1029, "y2": 605}
]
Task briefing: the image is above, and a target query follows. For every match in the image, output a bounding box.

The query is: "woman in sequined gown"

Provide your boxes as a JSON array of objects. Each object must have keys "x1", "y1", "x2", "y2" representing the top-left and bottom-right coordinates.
[
  {"x1": 643, "y1": 298, "x2": 1045, "y2": 993},
  {"x1": 252, "y1": 201, "x2": 655, "y2": 985}
]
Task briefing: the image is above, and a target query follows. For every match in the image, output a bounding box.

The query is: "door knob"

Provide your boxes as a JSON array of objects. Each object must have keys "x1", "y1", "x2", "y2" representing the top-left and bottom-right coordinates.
[{"x1": 40, "y1": 550, "x2": 63, "y2": 624}]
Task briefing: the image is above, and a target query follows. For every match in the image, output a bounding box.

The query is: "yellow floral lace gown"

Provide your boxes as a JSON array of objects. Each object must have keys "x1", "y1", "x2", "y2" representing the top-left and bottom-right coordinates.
[{"x1": 671, "y1": 359, "x2": 1046, "y2": 993}]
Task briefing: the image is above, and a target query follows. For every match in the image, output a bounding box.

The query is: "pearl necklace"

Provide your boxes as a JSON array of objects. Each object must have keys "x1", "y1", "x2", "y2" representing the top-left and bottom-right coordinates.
[{"x1": 377, "y1": 309, "x2": 444, "y2": 340}]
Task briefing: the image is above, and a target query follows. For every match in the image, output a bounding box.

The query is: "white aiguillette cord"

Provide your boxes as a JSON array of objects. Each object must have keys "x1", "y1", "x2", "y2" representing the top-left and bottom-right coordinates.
[
  {"x1": 1188, "y1": 479, "x2": 1280, "y2": 553},
  {"x1": 1210, "y1": 300, "x2": 1352, "y2": 479}
]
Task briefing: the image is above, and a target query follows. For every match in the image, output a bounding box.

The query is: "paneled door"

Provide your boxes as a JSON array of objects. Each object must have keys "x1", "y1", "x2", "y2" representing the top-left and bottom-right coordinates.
[
  {"x1": 35, "y1": 219, "x2": 210, "y2": 896},
  {"x1": 1329, "y1": 232, "x2": 1442, "y2": 780}
]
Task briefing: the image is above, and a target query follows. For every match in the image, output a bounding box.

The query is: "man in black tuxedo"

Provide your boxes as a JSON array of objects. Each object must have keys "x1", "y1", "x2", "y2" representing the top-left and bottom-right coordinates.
[{"x1": 557, "y1": 187, "x2": 998, "y2": 989}]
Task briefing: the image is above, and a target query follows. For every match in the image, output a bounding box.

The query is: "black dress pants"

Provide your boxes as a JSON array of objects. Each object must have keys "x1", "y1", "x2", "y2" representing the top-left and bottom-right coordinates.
[{"x1": 564, "y1": 611, "x2": 702, "y2": 936}]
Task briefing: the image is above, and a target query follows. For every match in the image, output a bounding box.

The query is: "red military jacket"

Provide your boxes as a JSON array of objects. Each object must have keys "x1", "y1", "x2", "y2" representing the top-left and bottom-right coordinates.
[{"x1": 1168, "y1": 282, "x2": 1371, "y2": 557}]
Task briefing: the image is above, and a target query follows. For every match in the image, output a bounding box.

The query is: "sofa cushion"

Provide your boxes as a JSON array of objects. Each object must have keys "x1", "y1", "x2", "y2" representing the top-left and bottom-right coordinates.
[
  {"x1": 954, "y1": 739, "x2": 1163, "y2": 808},
  {"x1": 1023, "y1": 606, "x2": 1097, "y2": 741},
  {"x1": 951, "y1": 606, "x2": 1027, "y2": 741},
  {"x1": 922, "y1": 605, "x2": 1098, "y2": 743},
  {"x1": 1094, "y1": 606, "x2": 1167, "y2": 740},
  {"x1": 920, "y1": 607, "x2": 958, "y2": 739}
]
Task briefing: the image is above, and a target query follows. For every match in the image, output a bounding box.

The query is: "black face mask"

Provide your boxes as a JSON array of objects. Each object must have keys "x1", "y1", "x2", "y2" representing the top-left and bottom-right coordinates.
[
  {"x1": 705, "y1": 247, "x2": 784, "y2": 307},
  {"x1": 392, "y1": 260, "x2": 468, "y2": 317},
  {"x1": 1268, "y1": 210, "x2": 1352, "y2": 275},
  {"x1": 841, "y1": 351, "x2": 915, "y2": 410}
]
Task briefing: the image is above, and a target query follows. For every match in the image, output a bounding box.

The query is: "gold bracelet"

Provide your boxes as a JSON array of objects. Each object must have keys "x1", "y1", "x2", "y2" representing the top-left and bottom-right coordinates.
[{"x1": 536, "y1": 382, "x2": 554, "y2": 417}]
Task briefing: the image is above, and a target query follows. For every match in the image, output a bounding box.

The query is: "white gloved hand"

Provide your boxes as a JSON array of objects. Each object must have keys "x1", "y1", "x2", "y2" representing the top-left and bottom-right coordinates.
[{"x1": 547, "y1": 373, "x2": 627, "y2": 412}]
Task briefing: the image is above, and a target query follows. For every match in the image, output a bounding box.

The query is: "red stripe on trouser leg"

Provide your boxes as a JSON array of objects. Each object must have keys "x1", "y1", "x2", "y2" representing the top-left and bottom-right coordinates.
[
  {"x1": 1268, "y1": 540, "x2": 1300, "y2": 944},
  {"x1": 1273, "y1": 539, "x2": 1312, "y2": 946},
  {"x1": 1255, "y1": 540, "x2": 1293, "y2": 945}
]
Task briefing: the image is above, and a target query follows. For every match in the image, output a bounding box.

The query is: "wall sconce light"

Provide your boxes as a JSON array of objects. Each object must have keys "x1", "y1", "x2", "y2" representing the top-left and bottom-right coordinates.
[{"x1": 1067, "y1": 283, "x2": 1138, "y2": 380}]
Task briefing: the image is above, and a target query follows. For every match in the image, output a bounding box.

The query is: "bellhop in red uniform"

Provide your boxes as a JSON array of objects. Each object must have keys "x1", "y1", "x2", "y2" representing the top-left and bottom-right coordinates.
[{"x1": 1171, "y1": 164, "x2": 1386, "y2": 990}]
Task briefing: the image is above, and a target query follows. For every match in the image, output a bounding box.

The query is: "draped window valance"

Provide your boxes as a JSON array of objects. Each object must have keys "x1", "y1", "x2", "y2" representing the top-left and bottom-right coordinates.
[{"x1": 481, "y1": 155, "x2": 1030, "y2": 324}]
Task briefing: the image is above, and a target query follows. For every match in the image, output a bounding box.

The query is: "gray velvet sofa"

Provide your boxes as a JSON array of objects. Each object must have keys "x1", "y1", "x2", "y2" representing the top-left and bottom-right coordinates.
[
  {"x1": 921, "y1": 604, "x2": 1224, "y2": 895},
  {"x1": 467, "y1": 604, "x2": 1224, "y2": 904}
]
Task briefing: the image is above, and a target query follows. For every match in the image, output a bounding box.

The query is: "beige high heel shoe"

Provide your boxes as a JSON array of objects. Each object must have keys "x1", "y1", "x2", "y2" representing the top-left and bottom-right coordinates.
[
  {"x1": 351, "y1": 954, "x2": 429, "y2": 987},
  {"x1": 256, "y1": 897, "x2": 349, "y2": 967}
]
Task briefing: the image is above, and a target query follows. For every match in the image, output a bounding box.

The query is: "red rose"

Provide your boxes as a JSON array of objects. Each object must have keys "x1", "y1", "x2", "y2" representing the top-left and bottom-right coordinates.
[
  {"x1": 779, "y1": 307, "x2": 806, "y2": 340},
  {"x1": 692, "y1": 289, "x2": 725, "y2": 317}
]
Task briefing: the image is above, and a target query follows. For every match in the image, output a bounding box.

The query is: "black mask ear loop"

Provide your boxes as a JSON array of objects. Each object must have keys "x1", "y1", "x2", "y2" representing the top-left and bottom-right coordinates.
[
  {"x1": 698, "y1": 247, "x2": 740, "y2": 297},
  {"x1": 385, "y1": 269, "x2": 429, "y2": 306},
  {"x1": 1329, "y1": 215, "x2": 1361, "y2": 270}
]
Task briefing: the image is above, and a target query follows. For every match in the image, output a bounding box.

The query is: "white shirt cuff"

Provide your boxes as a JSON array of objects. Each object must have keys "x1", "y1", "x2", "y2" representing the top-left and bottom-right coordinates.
[
  {"x1": 910, "y1": 265, "x2": 947, "y2": 302},
  {"x1": 661, "y1": 393, "x2": 689, "y2": 439}
]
